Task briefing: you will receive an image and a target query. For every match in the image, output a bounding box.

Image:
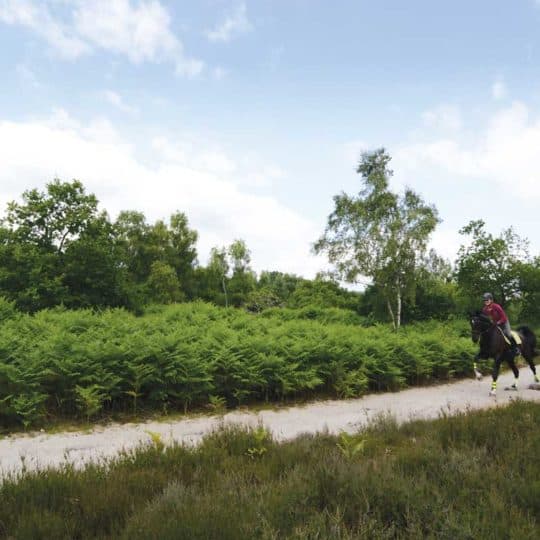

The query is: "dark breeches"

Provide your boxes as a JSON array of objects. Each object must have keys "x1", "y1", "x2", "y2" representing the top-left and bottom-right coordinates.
[{"x1": 492, "y1": 352, "x2": 519, "y2": 382}]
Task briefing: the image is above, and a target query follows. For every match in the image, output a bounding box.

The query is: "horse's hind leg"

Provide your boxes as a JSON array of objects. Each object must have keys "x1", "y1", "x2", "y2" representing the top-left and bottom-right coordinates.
[
  {"x1": 504, "y1": 355, "x2": 520, "y2": 391},
  {"x1": 523, "y1": 350, "x2": 539, "y2": 383}
]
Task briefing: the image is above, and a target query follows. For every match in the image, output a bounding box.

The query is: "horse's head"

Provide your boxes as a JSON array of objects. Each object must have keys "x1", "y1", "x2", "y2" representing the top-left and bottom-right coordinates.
[{"x1": 469, "y1": 311, "x2": 492, "y2": 343}]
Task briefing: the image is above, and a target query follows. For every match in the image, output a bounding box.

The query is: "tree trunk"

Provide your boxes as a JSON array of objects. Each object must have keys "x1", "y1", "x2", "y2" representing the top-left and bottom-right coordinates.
[
  {"x1": 396, "y1": 289, "x2": 402, "y2": 330},
  {"x1": 386, "y1": 299, "x2": 396, "y2": 331},
  {"x1": 222, "y1": 276, "x2": 229, "y2": 307}
]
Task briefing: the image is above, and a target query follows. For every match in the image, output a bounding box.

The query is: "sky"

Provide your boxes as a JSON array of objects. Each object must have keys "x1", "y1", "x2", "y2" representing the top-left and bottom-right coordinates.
[{"x1": 2, "y1": 0, "x2": 540, "y2": 283}]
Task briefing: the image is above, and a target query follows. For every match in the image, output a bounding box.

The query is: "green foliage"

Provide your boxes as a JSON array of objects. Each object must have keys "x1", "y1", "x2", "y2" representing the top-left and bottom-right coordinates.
[
  {"x1": 0, "y1": 303, "x2": 474, "y2": 429},
  {"x1": 75, "y1": 384, "x2": 107, "y2": 421},
  {"x1": 336, "y1": 432, "x2": 366, "y2": 459},
  {"x1": 517, "y1": 257, "x2": 540, "y2": 323},
  {"x1": 256, "y1": 270, "x2": 303, "y2": 304},
  {"x1": 114, "y1": 210, "x2": 198, "y2": 301},
  {"x1": 3, "y1": 178, "x2": 99, "y2": 251},
  {"x1": 146, "y1": 261, "x2": 183, "y2": 304},
  {"x1": 246, "y1": 426, "x2": 270, "y2": 459},
  {"x1": 455, "y1": 219, "x2": 530, "y2": 310},
  {"x1": 261, "y1": 305, "x2": 367, "y2": 325},
  {"x1": 0, "y1": 180, "x2": 132, "y2": 311},
  {"x1": 286, "y1": 277, "x2": 361, "y2": 310},
  {"x1": 2, "y1": 402, "x2": 540, "y2": 539},
  {"x1": 199, "y1": 240, "x2": 256, "y2": 307},
  {"x1": 244, "y1": 287, "x2": 283, "y2": 312},
  {"x1": 0, "y1": 296, "x2": 19, "y2": 321}
]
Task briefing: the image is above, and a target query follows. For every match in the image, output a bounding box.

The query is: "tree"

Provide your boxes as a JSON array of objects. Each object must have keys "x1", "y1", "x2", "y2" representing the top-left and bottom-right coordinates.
[
  {"x1": 207, "y1": 247, "x2": 230, "y2": 306},
  {"x1": 146, "y1": 261, "x2": 183, "y2": 304},
  {"x1": 314, "y1": 148, "x2": 439, "y2": 329},
  {"x1": 227, "y1": 239, "x2": 256, "y2": 306},
  {"x1": 402, "y1": 250, "x2": 457, "y2": 322},
  {"x1": 455, "y1": 220, "x2": 529, "y2": 309},
  {"x1": 114, "y1": 210, "x2": 198, "y2": 299},
  {"x1": 0, "y1": 179, "x2": 114, "y2": 311},
  {"x1": 4, "y1": 179, "x2": 99, "y2": 253},
  {"x1": 256, "y1": 271, "x2": 302, "y2": 304},
  {"x1": 62, "y1": 215, "x2": 130, "y2": 309},
  {"x1": 517, "y1": 257, "x2": 540, "y2": 322},
  {"x1": 287, "y1": 276, "x2": 360, "y2": 310}
]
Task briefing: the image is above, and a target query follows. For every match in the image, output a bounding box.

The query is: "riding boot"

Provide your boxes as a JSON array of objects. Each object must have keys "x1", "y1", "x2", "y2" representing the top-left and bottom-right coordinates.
[{"x1": 509, "y1": 336, "x2": 520, "y2": 356}]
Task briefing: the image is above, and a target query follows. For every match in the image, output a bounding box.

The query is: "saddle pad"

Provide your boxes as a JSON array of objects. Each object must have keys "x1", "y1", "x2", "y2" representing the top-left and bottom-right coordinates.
[{"x1": 499, "y1": 329, "x2": 522, "y2": 345}]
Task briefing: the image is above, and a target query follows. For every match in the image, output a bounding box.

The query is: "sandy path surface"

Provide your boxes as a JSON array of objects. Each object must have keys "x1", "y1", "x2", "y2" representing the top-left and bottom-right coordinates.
[{"x1": 2, "y1": 367, "x2": 540, "y2": 480}]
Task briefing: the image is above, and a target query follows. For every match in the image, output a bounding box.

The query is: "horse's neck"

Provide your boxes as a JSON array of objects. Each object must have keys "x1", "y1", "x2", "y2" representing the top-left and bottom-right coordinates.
[{"x1": 480, "y1": 327, "x2": 496, "y2": 352}]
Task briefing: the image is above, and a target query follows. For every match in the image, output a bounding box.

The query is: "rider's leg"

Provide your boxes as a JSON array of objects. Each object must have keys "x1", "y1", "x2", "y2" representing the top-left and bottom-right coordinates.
[{"x1": 501, "y1": 321, "x2": 520, "y2": 355}]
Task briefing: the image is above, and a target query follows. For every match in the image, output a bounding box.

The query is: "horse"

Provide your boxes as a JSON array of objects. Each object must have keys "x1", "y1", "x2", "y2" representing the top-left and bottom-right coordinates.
[{"x1": 469, "y1": 311, "x2": 539, "y2": 396}]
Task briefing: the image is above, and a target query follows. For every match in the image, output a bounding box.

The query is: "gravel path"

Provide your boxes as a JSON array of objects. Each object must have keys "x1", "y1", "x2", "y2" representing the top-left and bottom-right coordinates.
[{"x1": 2, "y1": 367, "x2": 540, "y2": 480}]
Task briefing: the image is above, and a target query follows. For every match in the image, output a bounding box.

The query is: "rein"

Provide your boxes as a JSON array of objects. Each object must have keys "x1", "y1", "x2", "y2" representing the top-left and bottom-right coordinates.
[{"x1": 471, "y1": 317, "x2": 495, "y2": 340}]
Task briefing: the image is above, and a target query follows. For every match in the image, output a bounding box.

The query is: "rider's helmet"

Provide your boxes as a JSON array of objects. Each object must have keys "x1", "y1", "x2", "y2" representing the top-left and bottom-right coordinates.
[{"x1": 483, "y1": 292, "x2": 493, "y2": 301}]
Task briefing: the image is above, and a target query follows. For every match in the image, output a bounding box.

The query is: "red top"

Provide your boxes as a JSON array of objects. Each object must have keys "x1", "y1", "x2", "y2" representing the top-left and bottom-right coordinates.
[{"x1": 482, "y1": 302, "x2": 508, "y2": 325}]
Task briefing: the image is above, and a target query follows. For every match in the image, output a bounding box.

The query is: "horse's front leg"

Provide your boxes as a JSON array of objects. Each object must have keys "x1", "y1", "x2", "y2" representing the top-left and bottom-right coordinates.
[
  {"x1": 490, "y1": 354, "x2": 503, "y2": 396},
  {"x1": 473, "y1": 354, "x2": 483, "y2": 380}
]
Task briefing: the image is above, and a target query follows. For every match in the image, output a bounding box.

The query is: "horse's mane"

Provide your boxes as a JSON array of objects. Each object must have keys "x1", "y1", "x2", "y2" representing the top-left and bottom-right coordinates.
[{"x1": 473, "y1": 311, "x2": 491, "y2": 324}]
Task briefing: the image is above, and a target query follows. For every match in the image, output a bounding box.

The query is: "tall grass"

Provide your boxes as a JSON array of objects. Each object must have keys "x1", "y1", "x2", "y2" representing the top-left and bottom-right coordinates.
[
  {"x1": 0, "y1": 299, "x2": 474, "y2": 429},
  {"x1": 1, "y1": 401, "x2": 538, "y2": 539}
]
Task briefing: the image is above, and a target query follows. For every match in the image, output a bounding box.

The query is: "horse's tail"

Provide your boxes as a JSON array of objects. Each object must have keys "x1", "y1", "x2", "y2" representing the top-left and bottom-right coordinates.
[{"x1": 517, "y1": 325, "x2": 538, "y2": 356}]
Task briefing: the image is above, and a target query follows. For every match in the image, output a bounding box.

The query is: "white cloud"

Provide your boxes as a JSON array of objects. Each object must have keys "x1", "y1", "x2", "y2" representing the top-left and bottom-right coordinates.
[
  {"x1": 492, "y1": 79, "x2": 507, "y2": 100},
  {"x1": 0, "y1": 0, "x2": 204, "y2": 76},
  {"x1": 422, "y1": 104, "x2": 462, "y2": 131},
  {"x1": 0, "y1": 111, "x2": 323, "y2": 277},
  {"x1": 0, "y1": 0, "x2": 90, "y2": 59},
  {"x1": 205, "y1": 3, "x2": 252, "y2": 43},
  {"x1": 102, "y1": 90, "x2": 138, "y2": 115},
  {"x1": 397, "y1": 101, "x2": 540, "y2": 200},
  {"x1": 428, "y1": 228, "x2": 463, "y2": 263}
]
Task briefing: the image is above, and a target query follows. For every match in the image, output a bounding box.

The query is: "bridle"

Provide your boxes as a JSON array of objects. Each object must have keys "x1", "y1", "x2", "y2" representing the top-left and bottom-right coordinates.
[{"x1": 470, "y1": 315, "x2": 493, "y2": 342}]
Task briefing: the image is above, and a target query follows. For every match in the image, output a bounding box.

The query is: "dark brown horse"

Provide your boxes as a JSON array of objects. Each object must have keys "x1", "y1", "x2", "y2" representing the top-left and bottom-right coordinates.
[{"x1": 470, "y1": 312, "x2": 539, "y2": 396}]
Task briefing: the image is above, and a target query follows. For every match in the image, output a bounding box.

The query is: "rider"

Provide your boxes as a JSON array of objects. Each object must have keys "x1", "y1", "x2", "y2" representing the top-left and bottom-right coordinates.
[{"x1": 482, "y1": 292, "x2": 520, "y2": 356}]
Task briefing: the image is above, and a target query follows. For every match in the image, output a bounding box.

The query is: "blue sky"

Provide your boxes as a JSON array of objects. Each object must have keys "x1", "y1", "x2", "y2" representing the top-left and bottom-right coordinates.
[{"x1": 1, "y1": 1, "x2": 540, "y2": 280}]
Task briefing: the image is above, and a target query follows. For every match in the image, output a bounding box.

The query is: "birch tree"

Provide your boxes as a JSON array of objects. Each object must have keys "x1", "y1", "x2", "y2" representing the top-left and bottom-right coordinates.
[{"x1": 314, "y1": 148, "x2": 439, "y2": 329}]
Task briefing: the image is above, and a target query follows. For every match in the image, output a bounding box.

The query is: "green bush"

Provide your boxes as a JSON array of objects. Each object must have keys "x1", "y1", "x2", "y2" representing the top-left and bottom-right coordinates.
[{"x1": 0, "y1": 302, "x2": 474, "y2": 428}]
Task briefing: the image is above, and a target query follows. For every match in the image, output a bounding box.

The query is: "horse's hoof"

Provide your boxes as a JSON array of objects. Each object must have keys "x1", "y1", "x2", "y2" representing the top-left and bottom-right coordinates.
[
  {"x1": 474, "y1": 370, "x2": 483, "y2": 381},
  {"x1": 504, "y1": 385, "x2": 518, "y2": 391},
  {"x1": 489, "y1": 390, "x2": 497, "y2": 397}
]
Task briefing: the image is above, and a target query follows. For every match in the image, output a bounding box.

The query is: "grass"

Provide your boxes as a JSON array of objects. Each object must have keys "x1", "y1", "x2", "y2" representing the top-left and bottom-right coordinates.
[{"x1": 1, "y1": 400, "x2": 539, "y2": 539}]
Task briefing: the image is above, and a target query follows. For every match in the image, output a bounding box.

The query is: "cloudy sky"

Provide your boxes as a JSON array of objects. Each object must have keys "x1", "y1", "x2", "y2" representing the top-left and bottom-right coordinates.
[{"x1": 2, "y1": 0, "x2": 540, "y2": 280}]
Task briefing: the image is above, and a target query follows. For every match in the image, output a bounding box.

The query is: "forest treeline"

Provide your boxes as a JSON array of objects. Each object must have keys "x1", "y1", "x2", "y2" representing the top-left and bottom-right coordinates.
[{"x1": 1, "y1": 172, "x2": 540, "y2": 324}]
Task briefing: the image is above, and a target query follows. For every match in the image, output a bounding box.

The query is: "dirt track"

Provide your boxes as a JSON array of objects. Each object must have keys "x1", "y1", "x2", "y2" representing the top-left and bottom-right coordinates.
[{"x1": 2, "y1": 367, "x2": 540, "y2": 480}]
